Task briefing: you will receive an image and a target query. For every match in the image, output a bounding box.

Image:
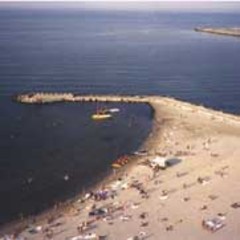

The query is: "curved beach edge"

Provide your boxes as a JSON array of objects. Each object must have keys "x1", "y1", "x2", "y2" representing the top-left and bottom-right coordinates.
[
  {"x1": 194, "y1": 27, "x2": 240, "y2": 37},
  {"x1": 2, "y1": 92, "x2": 240, "y2": 240}
]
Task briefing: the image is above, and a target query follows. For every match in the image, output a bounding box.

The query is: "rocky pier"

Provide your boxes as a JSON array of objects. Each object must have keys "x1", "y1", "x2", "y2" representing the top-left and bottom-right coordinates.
[{"x1": 15, "y1": 92, "x2": 150, "y2": 104}]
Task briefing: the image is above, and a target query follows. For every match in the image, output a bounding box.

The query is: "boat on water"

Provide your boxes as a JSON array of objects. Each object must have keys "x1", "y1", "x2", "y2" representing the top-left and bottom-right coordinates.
[
  {"x1": 91, "y1": 104, "x2": 119, "y2": 120},
  {"x1": 91, "y1": 104, "x2": 112, "y2": 120},
  {"x1": 91, "y1": 113, "x2": 112, "y2": 120},
  {"x1": 108, "y1": 108, "x2": 120, "y2": 113}
]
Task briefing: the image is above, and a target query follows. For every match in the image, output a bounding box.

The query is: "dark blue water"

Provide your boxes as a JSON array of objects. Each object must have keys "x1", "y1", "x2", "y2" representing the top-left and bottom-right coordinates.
[
  {"x1": 0, "y1": 100, "x2": 152, "y2": 224},
  {"x1": 0, "y1": 6, "x2": 240, "y2": 112},
  {"x1": 0, "y1": 4, "x2": 240, "y2": 224}
]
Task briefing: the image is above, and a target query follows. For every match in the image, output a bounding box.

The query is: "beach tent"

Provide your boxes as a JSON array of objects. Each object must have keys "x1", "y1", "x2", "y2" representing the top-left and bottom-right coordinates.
[
  {"x1": 149, "y1": 156, "x2": 182, "y2": 169},
  {"x1": 150, "y1": 156, "x2": 168, "y2": 169}
]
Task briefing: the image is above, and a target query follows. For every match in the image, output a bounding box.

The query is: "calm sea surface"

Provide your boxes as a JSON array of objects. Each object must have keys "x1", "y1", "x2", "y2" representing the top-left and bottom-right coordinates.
[{"x1": 0, "y1": 5, "x2": 240, "y2": 224}]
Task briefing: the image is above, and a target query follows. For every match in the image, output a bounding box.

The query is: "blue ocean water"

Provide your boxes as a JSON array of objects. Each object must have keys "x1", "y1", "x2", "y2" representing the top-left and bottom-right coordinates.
[
  {"x1": 0, "y1": 4, "x2": 240, "y2": 224},
  {"x1": 0, "y1": 6, "x2": 240, "y2": 111}
]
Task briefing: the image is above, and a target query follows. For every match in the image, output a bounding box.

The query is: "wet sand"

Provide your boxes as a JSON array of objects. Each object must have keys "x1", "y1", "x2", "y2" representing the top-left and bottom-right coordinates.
[{"x1": 2, "y1": 95, "x2": 240, "y2": 240}]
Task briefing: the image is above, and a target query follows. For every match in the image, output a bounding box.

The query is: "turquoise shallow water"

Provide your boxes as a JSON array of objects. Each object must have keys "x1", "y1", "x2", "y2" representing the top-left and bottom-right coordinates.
[{"x1": 0, "y1": 3, "x2": 240, "y2": 224}]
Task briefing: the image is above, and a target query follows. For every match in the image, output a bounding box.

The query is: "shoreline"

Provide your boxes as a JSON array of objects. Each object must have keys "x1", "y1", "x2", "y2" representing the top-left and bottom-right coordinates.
[
  {"x1": 2, "y1": 93, "x2": 240, "y2": 239},
  {"x1": 194, "y1": 27, "x2": 240, "y2": 37}
]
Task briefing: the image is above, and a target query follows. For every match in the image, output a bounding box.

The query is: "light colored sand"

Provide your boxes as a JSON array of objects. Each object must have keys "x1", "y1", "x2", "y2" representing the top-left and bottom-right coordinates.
[
  {"x1": 195, "y1": 27, "x2": 240, "y2": 37},
  {"x1": 2, "y1": 97, "x2": 240, "y2": 240}
]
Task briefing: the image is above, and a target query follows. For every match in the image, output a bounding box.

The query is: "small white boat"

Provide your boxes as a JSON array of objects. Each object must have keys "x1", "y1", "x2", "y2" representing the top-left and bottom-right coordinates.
[{"x1": 108, "y1": 108, "x2": 120, "y2": 113}]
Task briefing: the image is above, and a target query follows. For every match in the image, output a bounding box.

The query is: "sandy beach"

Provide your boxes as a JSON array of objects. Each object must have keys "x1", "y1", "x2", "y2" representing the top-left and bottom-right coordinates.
[
  {"x1": 2, "y1": 95, "x2": 240, "y2": 240},
  {"x1": 194, "y1": 27, "x2": 240, "y2": 37}
]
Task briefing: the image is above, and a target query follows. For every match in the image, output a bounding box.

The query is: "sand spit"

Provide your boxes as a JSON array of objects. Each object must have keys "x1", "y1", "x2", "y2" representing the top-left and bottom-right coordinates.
[
  {"x1": 195, "y1": 27, "x2": 240, "y2": 37},
  {"x1": 3, "y1": 93, "x2": 240, "y2": 240}
]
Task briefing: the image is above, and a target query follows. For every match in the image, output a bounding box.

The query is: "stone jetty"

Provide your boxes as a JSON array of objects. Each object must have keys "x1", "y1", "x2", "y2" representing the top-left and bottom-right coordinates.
[
  {"x1": 15, "y1": 92, "x2": 240, "y2": 126},
  {"x1": 195, "y1": 27, "x2": 240, "y2": 37},
  {"x1": 16, "y1": 92, "x2": 149, "y2": 104}
]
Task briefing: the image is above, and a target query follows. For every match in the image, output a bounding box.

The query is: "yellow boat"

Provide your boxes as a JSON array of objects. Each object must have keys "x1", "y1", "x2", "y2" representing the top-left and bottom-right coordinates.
[
  {"x1": 91, "y1": 113, "x2": 112, "y2": 120},
  {"x1": 111, "y1": 163, "x2": 122, "y2": 169},
  {"x1": 91, "y1": 104, "x2": 112, "y2": 120}
]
